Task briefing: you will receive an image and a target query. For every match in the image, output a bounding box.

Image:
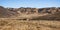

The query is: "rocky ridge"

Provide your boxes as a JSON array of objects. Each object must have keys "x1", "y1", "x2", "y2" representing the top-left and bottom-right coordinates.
[{"x1": 0, "y1": 6, "x2": 60, "y2": 20}]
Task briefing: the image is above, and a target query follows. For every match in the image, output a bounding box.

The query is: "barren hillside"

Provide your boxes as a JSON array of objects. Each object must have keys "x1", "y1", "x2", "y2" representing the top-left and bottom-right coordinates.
[
  {"x1": 0, "y1": 6, "x2": 60, "y2": 20},
  {"x1": 0, "y1": 6, "x2": 60, "y2": 30}
]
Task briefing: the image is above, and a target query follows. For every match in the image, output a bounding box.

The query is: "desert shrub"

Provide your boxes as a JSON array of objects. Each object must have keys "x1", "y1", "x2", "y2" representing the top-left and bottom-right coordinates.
[{"x1": 0, "y1": 21, "x2": 8, "y2": 26}]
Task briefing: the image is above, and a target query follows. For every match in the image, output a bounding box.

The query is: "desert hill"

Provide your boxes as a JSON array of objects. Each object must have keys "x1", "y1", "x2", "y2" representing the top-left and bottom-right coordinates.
[
  {"x1": 0, "y1": 6, "x2": 60, "y2": 20},
  {"x1": 0, "y1": 6, "x2": 60, "y2": 30}
]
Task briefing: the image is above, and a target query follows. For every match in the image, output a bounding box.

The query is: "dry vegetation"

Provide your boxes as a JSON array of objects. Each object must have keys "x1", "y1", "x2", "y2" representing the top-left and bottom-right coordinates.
[
  {"x1": 0, "y1": 19, "x2": 60, "y2": 30},
  {"x1": 0, "y1": 6, "x2": 60, "y2": 30}
]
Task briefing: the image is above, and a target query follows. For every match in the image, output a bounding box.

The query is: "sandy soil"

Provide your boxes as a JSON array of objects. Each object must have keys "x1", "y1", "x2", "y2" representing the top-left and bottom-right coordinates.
[{"x1": 0, "y1": 19, "x2": 60, "y2": 30}]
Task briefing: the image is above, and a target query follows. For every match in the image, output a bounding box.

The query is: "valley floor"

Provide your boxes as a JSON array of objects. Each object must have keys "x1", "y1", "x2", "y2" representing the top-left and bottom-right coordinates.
[{"x1": 0, "y1": 19, "x2": 60, "y2": 30}]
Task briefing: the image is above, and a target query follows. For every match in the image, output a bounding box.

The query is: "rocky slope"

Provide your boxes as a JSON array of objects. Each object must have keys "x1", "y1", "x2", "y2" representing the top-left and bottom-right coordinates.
[{"x1": 0, "y1": 6, "x2": 60, "y2": 20}]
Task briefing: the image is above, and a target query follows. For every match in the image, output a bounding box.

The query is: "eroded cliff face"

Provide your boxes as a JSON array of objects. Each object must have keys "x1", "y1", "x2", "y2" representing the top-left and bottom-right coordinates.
[{"x1": 8, "y1": 7, "x2": 60, "y2": 14}]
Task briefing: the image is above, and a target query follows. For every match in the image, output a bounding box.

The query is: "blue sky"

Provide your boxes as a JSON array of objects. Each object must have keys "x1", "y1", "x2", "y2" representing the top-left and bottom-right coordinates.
[{"x1": 0, "y1": 0, "x2": 60, "y2": 8}]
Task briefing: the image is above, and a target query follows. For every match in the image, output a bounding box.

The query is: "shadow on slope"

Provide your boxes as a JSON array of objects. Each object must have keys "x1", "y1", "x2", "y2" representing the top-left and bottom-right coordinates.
[{"x1": 30, "y1": 12, "x2": 60, "y2": 21}]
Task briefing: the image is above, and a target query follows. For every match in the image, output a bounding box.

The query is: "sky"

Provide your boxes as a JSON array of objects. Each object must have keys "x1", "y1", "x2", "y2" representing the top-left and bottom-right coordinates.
[{"x1": 0, "y1": 0, "x2": 60, "y2": 8}]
